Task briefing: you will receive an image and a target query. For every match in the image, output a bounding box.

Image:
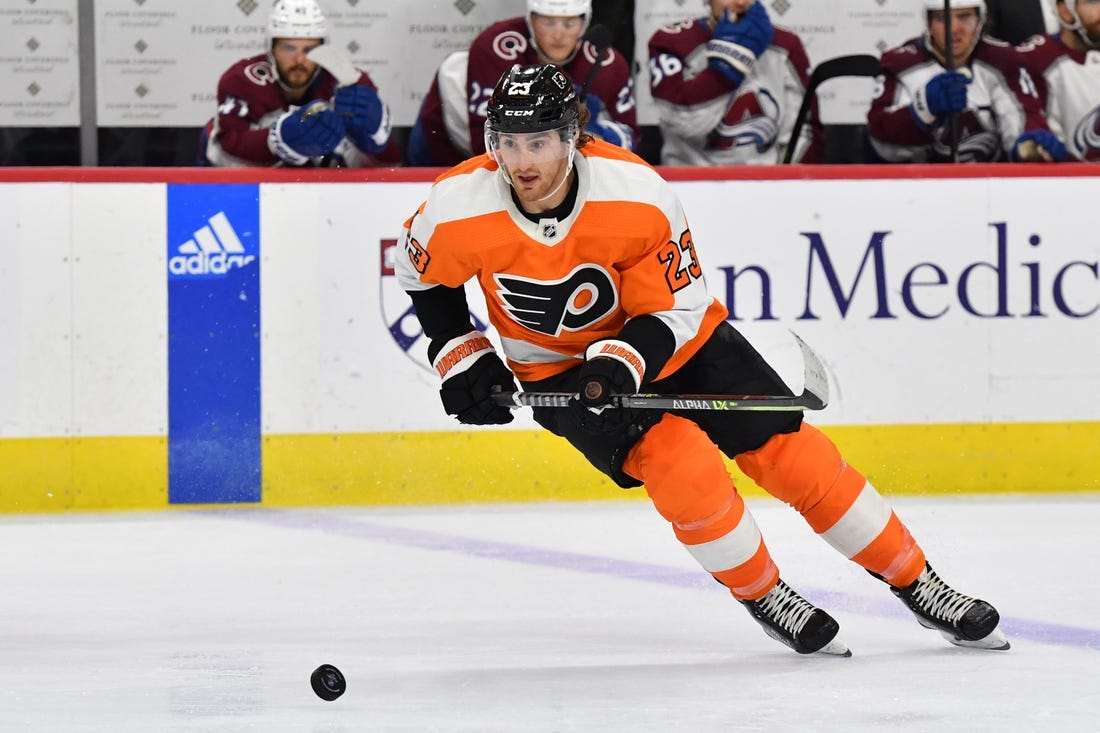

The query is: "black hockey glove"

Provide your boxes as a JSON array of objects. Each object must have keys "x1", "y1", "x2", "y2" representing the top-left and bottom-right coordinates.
[
  {"x1": 431, "y1": 331, "x2": 517, "y2": 425},
  {"x1": 573, "y1": 339, "x2": 645, "y2": 434}
]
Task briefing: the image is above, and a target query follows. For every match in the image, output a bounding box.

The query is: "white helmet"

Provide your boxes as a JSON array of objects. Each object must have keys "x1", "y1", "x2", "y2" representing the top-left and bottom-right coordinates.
[
  {"x1": 527, "y1": 0, "x2": 592, "y2": 18},
  {"x1": 922, "y1": 0, "x2": 985, "y2": 16},
  {"x1": 1053, "y1": 1, "x2": 1100, "y2": 48},
  {"x1": 526, "y1": 0, "x2": 592, "y2": 63},
  {"x1": 267, "y1": 0, "x2": 328, "y2": 43}
]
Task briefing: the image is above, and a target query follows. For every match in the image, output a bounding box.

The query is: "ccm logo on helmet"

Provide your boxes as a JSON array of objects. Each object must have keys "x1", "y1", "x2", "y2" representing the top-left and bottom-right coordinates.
[{"x1": 503, "y1": 110, "x2": 535, "y2": 117}]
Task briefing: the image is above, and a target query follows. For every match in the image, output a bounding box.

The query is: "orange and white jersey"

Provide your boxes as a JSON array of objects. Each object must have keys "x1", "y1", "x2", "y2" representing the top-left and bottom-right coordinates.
[{"x1": 396, "y1": 139, "x2": 728, "y2": 383}]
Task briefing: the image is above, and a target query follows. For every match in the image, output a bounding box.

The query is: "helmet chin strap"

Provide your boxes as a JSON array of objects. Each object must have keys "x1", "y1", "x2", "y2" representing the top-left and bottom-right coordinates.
[
  {"x1": 535, "y1": 146, "x2": 577, "y2": 202},
  {"x1": 1071, "y1": 17, "x2": 1100, "y2": 49}
]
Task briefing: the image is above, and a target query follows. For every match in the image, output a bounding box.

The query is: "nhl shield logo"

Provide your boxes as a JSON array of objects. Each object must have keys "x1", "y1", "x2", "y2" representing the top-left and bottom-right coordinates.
[{"x1": 379, "y1": 238, "x2": 493, "y2": 374}]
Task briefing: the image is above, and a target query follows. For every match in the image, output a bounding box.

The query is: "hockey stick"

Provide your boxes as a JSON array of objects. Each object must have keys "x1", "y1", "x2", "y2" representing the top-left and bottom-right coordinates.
[
  {"x1": 299, "y1": 45, "x2": 361, "y2": 122},
  {"x1": 943, "y1": 0, "x2": 960, "y2": 162},
  {"x1": 307, "y1": 44, "x2": 362, "y2": 88},
  {"x1": 577, "y1": 24, "x2": 613, "y2": 102},
  {"x1": 782, "y1": 54, "x2": 880, "y2": 164},
  {"x1": 492, "y1": 332, "x2": 829, "y2": 412}
]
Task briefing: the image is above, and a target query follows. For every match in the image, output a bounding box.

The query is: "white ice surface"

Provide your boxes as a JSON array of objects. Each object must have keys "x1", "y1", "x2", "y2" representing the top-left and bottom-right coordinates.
[{"x1": 1, "y1": 495, "x2": 1097, "y2": 732}]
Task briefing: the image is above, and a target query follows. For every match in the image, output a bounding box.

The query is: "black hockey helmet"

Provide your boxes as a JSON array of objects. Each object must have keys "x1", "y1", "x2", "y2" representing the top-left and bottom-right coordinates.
[{"x1": 485, "y1": 64, "x2": 579, "y2": 135}]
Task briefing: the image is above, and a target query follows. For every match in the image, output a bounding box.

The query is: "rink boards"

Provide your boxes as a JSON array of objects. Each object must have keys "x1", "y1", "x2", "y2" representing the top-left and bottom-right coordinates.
[{"x1": 0, "y1": 165, "x2": 1097, "y2": 512}]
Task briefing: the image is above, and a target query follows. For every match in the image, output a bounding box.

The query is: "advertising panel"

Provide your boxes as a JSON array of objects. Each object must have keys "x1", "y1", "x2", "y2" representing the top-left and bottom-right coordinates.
[
  {"x1": 92, "y1": 0, "x2": 512, "y2": 127},
  {"x1": 167, "y1": 183, "x2": 261, "y2": 503},
  {"x1": 1, "y1": 167, "x2": 1097, "y2": 511},
  {"x1": 0, "y1": 0, "x2": 80, "y2": 126}
]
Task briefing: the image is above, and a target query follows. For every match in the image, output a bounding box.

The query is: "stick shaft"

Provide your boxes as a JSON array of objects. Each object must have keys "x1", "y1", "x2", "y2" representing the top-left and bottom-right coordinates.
[
  {"x1": 944, "y1": 0, "x2": 959, "y2": 162},
  {"x1": 492, "y1": 332, "x2": 829, "y2": 412}
]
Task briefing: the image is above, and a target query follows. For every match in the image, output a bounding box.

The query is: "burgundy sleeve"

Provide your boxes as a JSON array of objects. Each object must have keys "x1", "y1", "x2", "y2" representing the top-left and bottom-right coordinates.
[
  {"x1": 588, "y1": 50, "x2": 640, "y2": 139},
  {"x1": 648, "y1": 24, "x2": 738, "y2": 106},
  {"x1": 213, "y1": 66, "x2": 281, "y2": 166},
  {"x1": 867, "y1": 50, "x2": 933, "y2": 147}
]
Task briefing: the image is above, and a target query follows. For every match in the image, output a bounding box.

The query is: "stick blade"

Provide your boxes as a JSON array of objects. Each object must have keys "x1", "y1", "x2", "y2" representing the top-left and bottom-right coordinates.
[
  {"x1": 790, "y1": 331, "x2": 829, "y2": 410},
  {"x1": 307, "y1": 45, "x2": 361, "y2": 87}
]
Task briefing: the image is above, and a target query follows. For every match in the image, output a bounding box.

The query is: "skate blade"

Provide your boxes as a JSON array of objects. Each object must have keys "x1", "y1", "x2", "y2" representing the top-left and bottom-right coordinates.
[
  {"x1": 940, "y1": 626, "x2": 1010, "y2": 651},
  {"x1": 815, "y1": 637, "x2": 853, "y2": 657}
]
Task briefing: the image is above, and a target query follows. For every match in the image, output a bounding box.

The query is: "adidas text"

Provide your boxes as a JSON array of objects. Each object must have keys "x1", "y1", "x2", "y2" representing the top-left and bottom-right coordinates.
[{"x1": 169, "y1": 251, "x2": 256, "y2": 276}]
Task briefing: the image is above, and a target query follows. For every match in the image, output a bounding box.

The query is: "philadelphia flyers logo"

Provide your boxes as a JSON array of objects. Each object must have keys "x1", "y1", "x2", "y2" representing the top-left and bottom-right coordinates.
[{"x1": 494, "y1": 265, "x2": 617, "y2": 336}]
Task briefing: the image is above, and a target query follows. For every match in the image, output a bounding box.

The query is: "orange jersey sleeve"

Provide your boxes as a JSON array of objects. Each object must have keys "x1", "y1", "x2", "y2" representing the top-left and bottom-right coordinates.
[{"x1": 396, "y1": 140, "x2": 727, "y2": 382}]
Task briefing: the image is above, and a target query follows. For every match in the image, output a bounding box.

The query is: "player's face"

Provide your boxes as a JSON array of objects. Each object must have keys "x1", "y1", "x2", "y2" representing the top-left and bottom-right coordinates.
[
  {"x1": 709, "y1": 0, "x2": 755, "y2": 19},
  {"x1": 495, "y1": 130, "x2": 573, "y2": 211},
  {"x1": 1065, "y1": 0, "x2": 1100, "y2": 46},
  {"x1": 530, "y1": 14, "x2": 586, "y2": 64},
  {"x1": 272, "y1": 38, "x2": 322, "y2": 90},
  {"x1": 927, "y1": 9, "x2": 981, "y2": 65}
]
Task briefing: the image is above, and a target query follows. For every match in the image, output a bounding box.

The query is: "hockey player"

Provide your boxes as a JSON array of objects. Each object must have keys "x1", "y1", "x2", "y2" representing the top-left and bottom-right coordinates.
[
  {"x1": 199, "y1": 0, "x2": 400, "y2": 167},
  {"x1": 647, "y1": 0, "x2": 823, "y2": 165},
  {"x1": 406, "y1": 0, "x2": 637, "y2": 167},
  {"x1": 1011, "y1": 0, "x2": 1100, "y2": 161},
  {"x1": 396, "y1": 63, "x2": 1011, "y2": 656},
  {"x1": 868, "y1": 0, "x2": 1048, "y2": 163}
]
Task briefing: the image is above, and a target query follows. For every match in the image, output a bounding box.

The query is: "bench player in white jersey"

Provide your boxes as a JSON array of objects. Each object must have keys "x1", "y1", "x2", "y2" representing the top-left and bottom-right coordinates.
[
  {"x1": 1012, "y1": 0, "x2": 1100, "y2": 161},
  {"x1": 396, "y1": 63, "x2": 1009, "y2": 657},
  {"x1": 648, "y1": 0, "x2": 823, "y2": 165},
  {"x1": 868, "y1": 0, "x2": 1048, "y2": 163},
  {"x1": 406, "y1": 0, "x2": 636, "y2": 167}
]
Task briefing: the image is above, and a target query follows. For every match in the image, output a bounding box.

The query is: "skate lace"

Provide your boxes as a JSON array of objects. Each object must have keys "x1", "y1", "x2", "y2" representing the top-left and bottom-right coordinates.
[
  {"x1": 911, "y1": 569, "x2": 975, "y2": 623},
  {"x1": 757, "y1": 581, "x2": 816, "y2": 634}
]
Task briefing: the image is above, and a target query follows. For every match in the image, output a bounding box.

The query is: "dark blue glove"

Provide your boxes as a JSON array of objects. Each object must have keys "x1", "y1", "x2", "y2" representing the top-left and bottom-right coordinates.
[
  {"x1": 572, "y1": 339, "x2": 645, "y2": 434},
  {"x1": 577, "y1": 90, "x2": 634, "y2": 149},
  {"x1": 334, "y1": 84, "x2": 390, "y2": 155},
  {"x1": 704, "y1": 4, "x2": 775, "y2": 87},
  {"x1": 431, "y1": 331, "x2": 516, "y2": 425},
  {"x1": 268, "y1": 101, "x2": 346, "y2": 165},
  {"x1": 912, "y1": 71, "x2": 971, "y2": 128},
  {"x1": 1012, "y1": 129, "x2": 1068, "y2": 162}
]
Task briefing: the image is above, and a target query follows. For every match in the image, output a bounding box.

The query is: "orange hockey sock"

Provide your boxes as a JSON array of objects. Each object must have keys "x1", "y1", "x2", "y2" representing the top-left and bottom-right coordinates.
[
  {"x1": 735, "y1": 422, "x2": 925, "y2": 588},
  {"x1": 624, "y1": 414, "x2": 779, "y2": 599}
]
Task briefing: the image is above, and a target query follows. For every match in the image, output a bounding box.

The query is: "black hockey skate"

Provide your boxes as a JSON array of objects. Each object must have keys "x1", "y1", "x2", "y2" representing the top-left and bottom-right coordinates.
[
  {"x1": 741, "y1": 579, "x2": 851, "y2": 656},
  {"x1": 885, "y1": 563, "x2": 1010, "y2": 650}
]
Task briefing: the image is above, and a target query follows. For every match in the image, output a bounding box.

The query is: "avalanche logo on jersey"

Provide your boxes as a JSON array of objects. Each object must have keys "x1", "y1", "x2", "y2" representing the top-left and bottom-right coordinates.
[
  {"x1": 1072, "y1": 106, "x2": 1100, "y2": 161},
  {"x1": 931, "y1": 108, "x2": 1001, "y2": 162},
  {"x1": 494, "y1": 264, "x2": 617, "y2": 336},
  {"x1": 709, "y1": 86, "x2": 779, "y2": 152},
  {"x1": 379, "y1": 238, "x2": 492, "y2": 374}
]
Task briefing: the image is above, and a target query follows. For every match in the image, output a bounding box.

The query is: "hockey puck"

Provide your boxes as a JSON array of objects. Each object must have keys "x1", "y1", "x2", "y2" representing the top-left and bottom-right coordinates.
[{"x1": 310, "y1": 663, "x2": 346, "y2": 701}]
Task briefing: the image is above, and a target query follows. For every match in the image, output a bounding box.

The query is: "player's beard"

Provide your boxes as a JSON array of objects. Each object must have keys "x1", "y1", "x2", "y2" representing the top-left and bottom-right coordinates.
[
  {"x1": 279, "y1": 63, "x2": 315, "y2": 91},
  {"x1": 509, "y1": 158, "x2": 572, "y2": 212}
]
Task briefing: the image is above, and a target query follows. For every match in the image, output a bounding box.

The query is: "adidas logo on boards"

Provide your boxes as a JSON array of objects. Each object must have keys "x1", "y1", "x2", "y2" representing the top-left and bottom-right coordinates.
[{"x1": 169, "y1": 211, "x2": 256, "y2": 276}]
